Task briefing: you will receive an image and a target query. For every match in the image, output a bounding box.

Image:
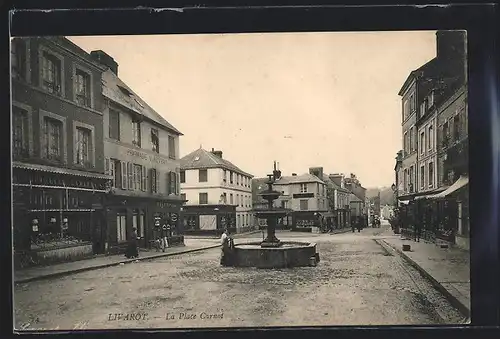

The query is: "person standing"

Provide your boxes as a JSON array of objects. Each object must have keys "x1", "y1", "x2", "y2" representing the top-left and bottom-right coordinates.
[
  {"x1": 220, "y1": 228, "x2": 230, "y2": 266},
  {"x1": 125, "y1": 226, "x2": 139, "y2": 259}
]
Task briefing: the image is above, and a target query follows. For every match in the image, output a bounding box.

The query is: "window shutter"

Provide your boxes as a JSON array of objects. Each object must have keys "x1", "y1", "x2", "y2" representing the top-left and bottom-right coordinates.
[
  {"x1": 121, "y1": 161, "x2": 128, "y2": 189},
  {"x1": 110, "y1": 160, "x2": 115, "y2": 187},
  {"x1": 170, "y1": 171, "x2": 177, "y2": 195},
  {"x1": 155, "y1": 169, "x2": 160, "y2": 194},
  {"x1": 149, "y1": 168, "x2": 154, "y2": 193},
  {"x1": 104, "y1": 158, "x2": 110, "y2": 175},
  {"x1": 141, "y1": 166, "x2": 147, "y2": 191},
  {"x1": 166, "y1": 172, "x2": 172, "y2": 195},
  {"x1": 127, "y1": 162, "x2": 133, "y2": 190}
]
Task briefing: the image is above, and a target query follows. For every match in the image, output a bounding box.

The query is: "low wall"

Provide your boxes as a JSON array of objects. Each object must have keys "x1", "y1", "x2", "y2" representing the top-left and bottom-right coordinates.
[
  {"x1": 34, "y1": 243, "x2": 94, "y2": 266},
  {"x1": 233, "y1": 241, "x2": 317, "y2": 268}
]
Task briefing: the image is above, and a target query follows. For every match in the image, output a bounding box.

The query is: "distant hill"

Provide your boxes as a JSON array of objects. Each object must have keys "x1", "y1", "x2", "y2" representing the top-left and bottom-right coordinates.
[{"x1": 366, "y1": 187, "x2": 395, "y2": 206}]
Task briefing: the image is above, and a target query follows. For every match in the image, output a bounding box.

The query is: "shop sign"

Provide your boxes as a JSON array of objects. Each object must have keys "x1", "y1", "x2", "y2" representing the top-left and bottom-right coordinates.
[
  {"x1": 170, "y1": 213, "x2": 178, "y2": 222},
  {"x1": 157, "y1": 201, "x2": 178, "y2": 209},
  {"x1": 126, "y1": 149, "x2": 170, "y2": 165}
]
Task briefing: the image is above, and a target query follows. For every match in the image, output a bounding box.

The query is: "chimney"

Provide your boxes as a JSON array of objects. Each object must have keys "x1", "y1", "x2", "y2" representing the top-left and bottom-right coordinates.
[
  {"x1": 309, "y1": 167, "x2": 324, "y2": 179},
  {"x1": 211, "y1": 149, "x2": 223, "y2": 158},
  {"x1": 292, "y1": 173, "x2": 297, "y2": 176},
  {"x1": 90, "y1": 50, "x2": 118, "y2": 75}
]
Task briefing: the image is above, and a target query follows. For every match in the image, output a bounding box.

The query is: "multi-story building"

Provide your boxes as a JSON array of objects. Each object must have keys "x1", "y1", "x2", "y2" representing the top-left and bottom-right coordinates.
[
  {"x1": 91, "y1": 50, "x2": 184, "y2": 253},
  {"x1": 343, "y1": 173, "x2": 368, "y2": 219},
  {"x1": 272, "y1": 172, "x2": 328, "y2": 230},
  {"x1": 324, "y1": 173, "x2": 351, "y2": 229},
  {"x1": 394, "y1": 150, "x2": 404, "y2": 204},
  {"x1": 180, "y1": 148, "x2": 253, "y2": 235},
  {"x1": 11, "y1": 37, "x2": 112, "y2": 266}
]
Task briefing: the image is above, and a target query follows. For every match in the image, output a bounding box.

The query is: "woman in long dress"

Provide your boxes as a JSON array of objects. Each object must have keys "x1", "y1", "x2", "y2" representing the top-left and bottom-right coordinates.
[{"x1": 125, "y1": 227, "x2": 139, "y2": 259}]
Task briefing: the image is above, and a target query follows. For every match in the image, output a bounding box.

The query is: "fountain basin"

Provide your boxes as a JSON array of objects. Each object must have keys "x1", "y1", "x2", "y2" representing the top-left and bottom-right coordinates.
[{"x1": 232, "y1": 241, "x2": 317, "y2": 268}]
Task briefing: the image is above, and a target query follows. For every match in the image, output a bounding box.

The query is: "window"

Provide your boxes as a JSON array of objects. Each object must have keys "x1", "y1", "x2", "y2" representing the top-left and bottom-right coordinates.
[
  {"x1": 409, "y1": 166, "x2": 414, "y2": 192},
  {"x1": 428, "y1": 92, "x2": 434, "y2": 108},
  {"x1": 403, "y1": 131, "x2": 408, "y2": 155},
  {"x1": 409, "y1": 94, "x2": 415, "y2": 113},
  {"x1": 41, "y1": 52, "x2": 62, "y2": 95},
  {"x1": 199, "y1": 193, "x2": 208, "y2": 204},
  {"x1": 11, "y1": 39, "x2": 27, "y2": 81},
  {"x1": 75, "y1": 69, "x2": 91, "y2": 107},
  {"x1": 168, "y1": 135, "x2": 176, "y2": 159},
  {"x1": 420, "y1": 132, "x2": 425, "y2": 155},
  {"x1": 111, "y1": 159, "x2": 121, "y2": 188},
  {"x1": 75, "y1": 127, "x2": 91, "y2": 166},
  {"x1": 420, "y1": 165, "x2": 425, "y2": 189},
  {"x1": 300, "y1": 183, "x2": 308, "y2": 193},
  {"x1": 410, "y1": 127, "x2": 415, "y2": 152},
  {"x1": 12, "y1": 106, "x2": 29, "y2": 158},
  {"x1": 281, "y1": 200, "x2": 288, "y2": 209},
  {"x1": 420, "y1": 101, "x2": 426, "y2": 116},
  {"x1": 117, "y1": 214, "x2": 127, "y2": 242},
  {"x1": 230, "y1": 172, "x2": 233, "y2": 184},
  {"x1": 199, "y1": 169, "x2": 208, "y2": 182},
  {"x1": 43, "y1": 117, "x2": 62, "y2": 161},
  {"x1": 222, "y1": 193, "x2": 227, "y2": 204},
  {"x1": 180, "y1": 193, "x2": 186, "y2": 201},
  {"x1": 151, "y1": 128, "x2": 159, "y2": 153},
  {"x1": 442, "y1": 121, "x2": 449, "y2": 147},
  {"x1": 429, "y1": 162, "x2": 434, "y2": 187},
  {"x1": 300, "y1": 199, "x2": 309, "y2": 210},
  {"x1": 180, "y1": 170, "x2": 185, "y2": 183},
  {"x1": 403, "y1": 169, "x2": 408, "y2": 192},
  {"x1": 108, "y1": 109, "x2": 120, "y2": 140},
  {"x1": 133, "y1": 164, "x2": 142, "y2": 190},
  {"x1": 236, "y1": 194, "x2": 239, "y2": 206},
  {"x1": 223, "y1": 169, "x2": 227, "y2": 184},
  {"x1": 230, "y1": 194, "x2": 233, "y2": 205},
  {"x1": 167, "y1": 171, "x2": 177, "y2": 195},
  {"x1": 453, "y1": 114, "x2": 460, "y2": 141},
  {"x1": 428, "y1": 125, "x2": 434, "y2": 150},
  {"x1": 132, "y1": 120, "x2": 141, "y2": 147},
  {"x1": 403, "y1": 99, "x2": 409, "y2": 120}
]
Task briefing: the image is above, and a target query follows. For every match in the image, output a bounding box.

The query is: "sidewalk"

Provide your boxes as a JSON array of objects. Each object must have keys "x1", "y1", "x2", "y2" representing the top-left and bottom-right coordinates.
[
  {"x1": 381, "y1": 236, "x2": 470, "y2": 318},
  {"x1": 14, "y1": 238, "x2": 220, "y2": 284}
]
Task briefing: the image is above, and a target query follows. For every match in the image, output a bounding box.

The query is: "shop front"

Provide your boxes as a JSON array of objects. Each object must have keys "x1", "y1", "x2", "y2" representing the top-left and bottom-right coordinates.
[
  {"x1": 104, "y1": 194, "x2": 184, "y2": 254},
  {"x1": 12, "y1": 163, "x2": 111, "y2": 268},
  {"x1": 182, "y1": 204, "x2": 236, "y2": 236},
  {"x1": 291, "y1": 211, "x2": 322, "y2": 232}
]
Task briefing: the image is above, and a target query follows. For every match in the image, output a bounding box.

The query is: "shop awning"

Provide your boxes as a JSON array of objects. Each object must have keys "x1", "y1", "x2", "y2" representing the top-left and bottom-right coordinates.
[
  {"x1": 429, "y1": 175, "x2": 469, "y2": 199},
  {"x1": 414, "y1": 187, "x2": 449, "y2": 200},
  {"x1": 13, "y1": 161, "x2": 113, "y2": 180}
]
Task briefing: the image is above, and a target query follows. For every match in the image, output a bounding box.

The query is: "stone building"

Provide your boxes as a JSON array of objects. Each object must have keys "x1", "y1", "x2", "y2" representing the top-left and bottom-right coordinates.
[
  {"x1": 92, "y1": 51, "x2": 185, "y2": 254},
  {"x1": 11, "y1": 37, "x2": 112, "y2": 266},
  {"x1": 180, "y1": 148, "x2": 253, "y2": 235}
]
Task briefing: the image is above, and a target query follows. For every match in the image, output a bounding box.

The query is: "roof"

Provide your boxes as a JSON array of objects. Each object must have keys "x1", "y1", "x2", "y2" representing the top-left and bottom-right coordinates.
[
  {"x1": 273, "y1": 173, "x2": 325, "y2": 185},
  {"x1": 321, "y1": 174, "x2": 350, "y2": 193},
  {"x1": 398, "y1": 58, "x2": 440, "y2": 96},
  {"x1": 180, "y1": 148, "x2": 253, "y2": 177},
  {"x1": 349, "y1": 193, "x2": 363, "y2": 202},
  {"x1": 102, "y1": 70, "x2": 183, "y2": 135}
]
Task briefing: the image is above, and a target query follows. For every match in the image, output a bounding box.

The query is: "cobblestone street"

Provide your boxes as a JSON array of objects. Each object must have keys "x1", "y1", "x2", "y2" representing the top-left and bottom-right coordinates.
[{"x1": 14, "y1": 227, "x2": 465, "y2": 330}]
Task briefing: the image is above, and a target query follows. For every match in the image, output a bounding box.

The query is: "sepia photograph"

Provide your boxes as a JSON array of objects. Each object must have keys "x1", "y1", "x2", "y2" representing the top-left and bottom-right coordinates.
[{"x1": 11, "y1": 30, "x2": 469, "y2": 330}]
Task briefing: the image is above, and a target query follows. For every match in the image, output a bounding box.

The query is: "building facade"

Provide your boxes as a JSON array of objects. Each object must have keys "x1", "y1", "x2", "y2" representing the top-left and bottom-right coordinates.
[
  {"x1": 324, "y1": 173, "x2": 351, "y2": 229},
  {"x1": 272, "y1": 173, "x2": 327, "y2": 230},
  {"x1": 11, "y1": 37, "x2": 112, "y2": 266},
  {"x1": 93, "y1": 51, "x2": 184, "y2": 254},
  {"x1": 180, "y1": 148, "x2": 254, "y2": 235}
]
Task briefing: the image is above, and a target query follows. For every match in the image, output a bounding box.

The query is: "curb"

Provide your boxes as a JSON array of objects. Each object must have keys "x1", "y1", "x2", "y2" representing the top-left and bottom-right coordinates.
[
  {"x1": 14, "y1": 244, "x2": 220, "y2": 284},
  {"x1": 380, "y1": 239, "x2": 470, "y2": 319}
]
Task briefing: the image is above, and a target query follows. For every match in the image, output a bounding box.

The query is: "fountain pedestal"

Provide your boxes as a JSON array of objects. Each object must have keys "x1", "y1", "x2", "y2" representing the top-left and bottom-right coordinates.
[{"x1": 229, "y1": 162, "x2": 319, "y2": 268}]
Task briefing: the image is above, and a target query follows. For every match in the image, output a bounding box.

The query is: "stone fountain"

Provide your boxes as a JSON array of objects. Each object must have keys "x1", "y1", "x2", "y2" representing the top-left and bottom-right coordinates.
[{"x1": 231, "y1": 162, "x2": 319, "y2": 268}]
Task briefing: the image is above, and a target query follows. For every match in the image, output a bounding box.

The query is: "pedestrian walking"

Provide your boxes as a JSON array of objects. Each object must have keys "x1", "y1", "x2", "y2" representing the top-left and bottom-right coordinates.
[{"x1": 125, "y1": 226, "x2": 139, "y2": 259}]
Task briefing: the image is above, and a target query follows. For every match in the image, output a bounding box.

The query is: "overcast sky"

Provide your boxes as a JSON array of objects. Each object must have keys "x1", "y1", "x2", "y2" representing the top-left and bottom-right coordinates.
[{"x1": 69, "y1": 31, "x2": 436, "y2": 188}]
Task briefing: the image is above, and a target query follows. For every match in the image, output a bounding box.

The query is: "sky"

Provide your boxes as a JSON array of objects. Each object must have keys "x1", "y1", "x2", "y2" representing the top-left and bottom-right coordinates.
[{"x1": 69, "y1": 31, "x2": 436, "y2": 188}]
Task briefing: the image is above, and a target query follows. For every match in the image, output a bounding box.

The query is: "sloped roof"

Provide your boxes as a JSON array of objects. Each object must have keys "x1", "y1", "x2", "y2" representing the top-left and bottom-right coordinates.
[
  {"x1": 398, "y1": 58, "x2": 440, "y2": 96},
  {"x1": 180, "y1": 148, "x2": 253, "y2": 177},
  {"x1": 321, "y1": 174, "x2": 350, "y2": 193},
  {"x1": 349, "y1": 193, "x2": 363, "y2": 202},
  {"x1": 102, "y1": 70, "x2": 182, "y2": 135},
  {"x1": 273, "y1": 173, "x2": 325, "y2": 185}
]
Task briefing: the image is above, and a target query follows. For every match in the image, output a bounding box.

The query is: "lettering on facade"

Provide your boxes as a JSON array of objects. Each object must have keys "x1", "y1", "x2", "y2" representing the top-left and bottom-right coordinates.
[
  {"x1": 126, "y1": 149, "x2": 169, "y2": 165},
  {"x1": 157, "y1": 201, "x2": 178, "y2": 209}
]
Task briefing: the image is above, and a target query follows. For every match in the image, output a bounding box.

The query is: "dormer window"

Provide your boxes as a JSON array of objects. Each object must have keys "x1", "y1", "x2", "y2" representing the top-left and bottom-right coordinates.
[
  {"x1": 117, "y1": 85, "x2": 132, "y2": 97},
  {"x1": 428, "y1": 91, "x2": 435, "y2": 108}
]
